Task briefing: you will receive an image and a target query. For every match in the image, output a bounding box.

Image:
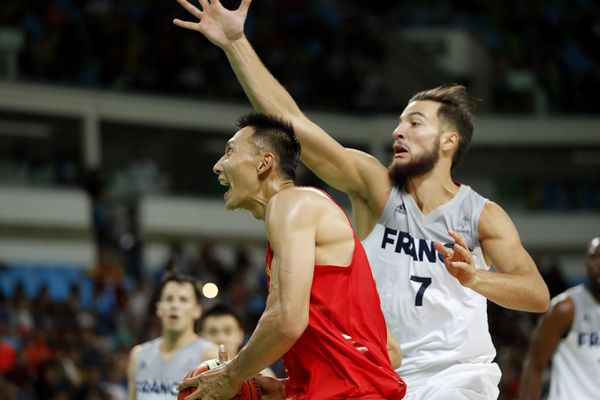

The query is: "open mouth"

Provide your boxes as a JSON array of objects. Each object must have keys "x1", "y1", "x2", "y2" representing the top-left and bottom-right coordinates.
[
  {"x1": 219, "y1": 178, "x2": 231, "y2": 199},
  {"x1": 393, "y1": 144, "x2": 409, "y2": 158}
]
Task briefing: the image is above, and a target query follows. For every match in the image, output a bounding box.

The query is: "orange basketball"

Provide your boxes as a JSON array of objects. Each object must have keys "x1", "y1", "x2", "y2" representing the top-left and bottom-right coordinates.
[{"x1": 178, "y1": 359, "x2": 262, "y2": 400}]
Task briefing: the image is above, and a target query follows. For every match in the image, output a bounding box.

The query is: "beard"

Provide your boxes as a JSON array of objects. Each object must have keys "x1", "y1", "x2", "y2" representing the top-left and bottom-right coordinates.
[{"x1": 388, "y1": 138, "x2": 440, "y2": 188}]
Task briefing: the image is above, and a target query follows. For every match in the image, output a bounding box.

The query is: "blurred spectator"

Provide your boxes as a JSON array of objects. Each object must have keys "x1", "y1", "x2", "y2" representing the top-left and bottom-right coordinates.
[{"x1": 5, "y1": 0, "x2": 595, "y2": 114}]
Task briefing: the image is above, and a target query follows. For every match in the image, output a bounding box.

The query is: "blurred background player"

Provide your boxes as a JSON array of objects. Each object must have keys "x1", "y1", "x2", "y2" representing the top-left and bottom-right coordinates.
[
  {"x1": 173, "y1": 1, "x2": 549, "y2": 398},
  {"x1": 177, "y1": 113, "x2": 405, "y2": 399},
  {"x1": 199, "y1": 303, "x2": 276, "y2": 378},
  {"x1": 127, "y1": 272, "x2": 218, "y2": 400},
  {"x1": 519, "y1": 237, "x2": 600, "y2": 400}
]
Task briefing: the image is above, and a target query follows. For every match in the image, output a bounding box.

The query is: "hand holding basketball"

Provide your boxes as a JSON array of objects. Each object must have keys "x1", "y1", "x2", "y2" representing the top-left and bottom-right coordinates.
[{"x1": 177, "y1": 358, "x2": 262, "y2": 400}]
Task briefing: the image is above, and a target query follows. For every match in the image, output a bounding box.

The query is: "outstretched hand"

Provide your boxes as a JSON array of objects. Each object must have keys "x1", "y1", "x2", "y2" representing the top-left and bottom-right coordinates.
[
  {"x1": 434, "y1": 230, "x2": 478, "y2": 288},
  {"x1": 173, "y1": 0, "x2": 251, "y2": 48}
]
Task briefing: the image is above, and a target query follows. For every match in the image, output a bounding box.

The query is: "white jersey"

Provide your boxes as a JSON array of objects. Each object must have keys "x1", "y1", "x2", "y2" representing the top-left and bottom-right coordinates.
[
  {"x1": 134, "y1": 337, "x2": 213, "y2": 400},
  {"x1": 362, "y1": 184, "x2": 497, "y2": 387},
  {"x1": 548, "y1": 284, "x2": 600, "y2": 400}
]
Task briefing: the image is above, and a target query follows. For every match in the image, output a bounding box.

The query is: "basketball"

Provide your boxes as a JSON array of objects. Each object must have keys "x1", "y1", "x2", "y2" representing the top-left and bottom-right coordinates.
[{"x1": 177, "y1": 359, "x2": 262, "y2": 400}]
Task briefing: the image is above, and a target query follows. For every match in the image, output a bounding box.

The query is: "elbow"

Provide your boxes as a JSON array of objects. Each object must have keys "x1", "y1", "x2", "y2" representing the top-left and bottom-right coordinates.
[
  {"x1": 529, "y1": 286, "x2": 550, "y2": 313},
  {"x1": 537, "y1": 285, "x2": 551, "y2": 312},
  {"x1": 276, "y1": 311, "x2": 308, "y2": 343}
]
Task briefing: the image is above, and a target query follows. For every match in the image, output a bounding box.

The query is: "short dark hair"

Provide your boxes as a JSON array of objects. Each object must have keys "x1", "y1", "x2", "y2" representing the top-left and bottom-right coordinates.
[
  {"x1": 410, "y1": 84, "x2": 475, "y2": 169},
  {"x1": 235, "y1": 112, "x2": 301, "y2": 180},
  {"x1": 157, "y1": 272, "x2": 201, "y2": 304},
  {"x1": 199, "y1": 303, "x2": 243, "y2": 331}
]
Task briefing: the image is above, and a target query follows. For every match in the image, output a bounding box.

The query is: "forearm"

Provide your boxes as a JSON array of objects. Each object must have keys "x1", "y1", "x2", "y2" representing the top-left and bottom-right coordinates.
[
  {"x1": 518, "y1": 362, "x2": 544, "y2": 400},
  {"x1": 223, "y1": 36, "x2": 303, "y2": 118},
  {"x1": 470, "y1": 270, "x2": 549, "y2": 312},
  {"x1": 228, "y1": 307, "x2": 301, "y2": 383}
]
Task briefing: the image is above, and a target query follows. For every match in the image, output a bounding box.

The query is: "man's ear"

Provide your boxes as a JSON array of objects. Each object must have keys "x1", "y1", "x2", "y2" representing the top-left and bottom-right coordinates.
[
  {"x1": 193, "y1": 303, "x2": 202, "y2": 321},
  {"x1": 441, "y1": 130, "x2": 459, "y2": 152},
  {"x1": 257, "y1": 152, "x2": 275, "y2": 175}
]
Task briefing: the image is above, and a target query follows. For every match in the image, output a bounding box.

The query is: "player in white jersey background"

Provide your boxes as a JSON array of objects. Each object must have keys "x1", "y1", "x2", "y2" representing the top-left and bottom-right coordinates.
[
  {"x1": 127, "y1": 273, "x2": 218, "y2": 400},
  {"x1": 172, "y1": 1, "x2": 550, "y2": 398},
  {"x1": 519, "y1": 237, "x2": 600, "y2": 400}
]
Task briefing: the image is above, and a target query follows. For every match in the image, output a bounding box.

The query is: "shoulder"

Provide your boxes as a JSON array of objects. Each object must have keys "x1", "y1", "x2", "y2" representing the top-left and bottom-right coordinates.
[
  {"x1": 267, "y1": 187, "x2": 330, "y2": 222},
  {"x1": 128, "y1": 344, "x2": 144, "y2": 368},
  {"x1": 545, "y1": 293, "x2": 575, "y2": 330},
  {"x1": 477, "y1": 200, "x2": 518, "y2": 240}
]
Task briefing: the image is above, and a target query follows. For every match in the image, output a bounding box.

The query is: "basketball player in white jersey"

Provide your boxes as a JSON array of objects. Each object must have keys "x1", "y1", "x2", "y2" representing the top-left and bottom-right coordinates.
[
  {"x1": 127, "y1": 273, "x2": 218, "y2": 400},
  {"x1": 519, "y1": 237, "x2": 600, "y2": 400},
  {"x1": 173, "y1": 1, "x2": 550, "y2": 398}
]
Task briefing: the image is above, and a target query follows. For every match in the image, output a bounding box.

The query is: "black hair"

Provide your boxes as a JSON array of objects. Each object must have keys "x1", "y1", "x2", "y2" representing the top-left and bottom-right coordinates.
[
  {"x1": 157, "y1": 271, "x2": 201, "y2": 304},
  {"x1": 199, "y1": 303, "x2": 243, "y2": 331},
  {"x1": 235, "y1": 112, "x2": 301, "y2": 180}
]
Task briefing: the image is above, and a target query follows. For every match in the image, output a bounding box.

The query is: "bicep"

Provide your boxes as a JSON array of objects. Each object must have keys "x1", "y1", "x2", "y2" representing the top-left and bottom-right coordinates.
[
  {"x1": 293, "y1": 117, "x2": 388, "y2": 197},
  {"x1": 479, "y1": 202, "x2": 535, "y2": 274},
  {"x1": 266, "y1": 200, "x2": 317, "y2": 319}
]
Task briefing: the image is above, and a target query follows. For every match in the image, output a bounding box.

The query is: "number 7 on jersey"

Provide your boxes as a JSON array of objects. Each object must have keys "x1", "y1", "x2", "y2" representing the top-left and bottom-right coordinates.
[{"x1": 410, "y1": 275, "x2": 432, "y2": 306}]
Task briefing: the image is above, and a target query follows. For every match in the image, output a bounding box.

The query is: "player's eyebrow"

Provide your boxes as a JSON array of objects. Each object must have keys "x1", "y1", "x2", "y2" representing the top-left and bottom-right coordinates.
[{"x1": 399, "y1": 112, "x2": 427, "y2": 122}]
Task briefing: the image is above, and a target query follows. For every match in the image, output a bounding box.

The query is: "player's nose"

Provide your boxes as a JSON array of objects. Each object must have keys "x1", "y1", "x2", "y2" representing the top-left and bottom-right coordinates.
[{"x1": 213, "y1": 157, "x2": 223, "y2": 174}]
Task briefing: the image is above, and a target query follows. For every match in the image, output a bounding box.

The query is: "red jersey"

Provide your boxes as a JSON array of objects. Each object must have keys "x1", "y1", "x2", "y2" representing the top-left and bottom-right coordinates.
[{"x1": 265, "y1": 193, "x2": 406, "y2": 400}]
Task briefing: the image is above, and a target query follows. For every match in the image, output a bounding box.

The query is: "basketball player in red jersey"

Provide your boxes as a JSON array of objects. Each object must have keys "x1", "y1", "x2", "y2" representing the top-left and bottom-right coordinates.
[{"x1": 177, "y1": 113, "x2": 405, "y2": 399}]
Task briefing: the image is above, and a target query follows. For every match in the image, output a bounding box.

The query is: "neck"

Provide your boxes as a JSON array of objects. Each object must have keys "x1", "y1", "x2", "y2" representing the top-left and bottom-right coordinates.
[
  {"x1": 247, "y1": 179, "x2": 295, "y2": 220},
  {"x1": 161, "y1": 329, "x2": 197, "y2": 354},
  {"x1": 404, "y1": 167, "x2": 459, "y2": 214}
]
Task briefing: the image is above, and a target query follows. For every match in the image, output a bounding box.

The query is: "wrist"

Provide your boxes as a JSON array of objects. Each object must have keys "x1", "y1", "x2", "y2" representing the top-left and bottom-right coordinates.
[
  {"x1": 222, "y1": 35, "x2": 249, "y2": 54},
  {"x1": 226, "y1": 355, "x2": 247, "y2": 385},
  {"x1": 466, "y1": 268, "x2": 481, "y2": 290}
]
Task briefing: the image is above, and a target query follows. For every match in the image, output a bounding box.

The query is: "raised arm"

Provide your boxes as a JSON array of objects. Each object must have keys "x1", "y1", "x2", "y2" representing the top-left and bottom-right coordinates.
[
  {"x1": 173, "y1": 0, "x2": 390, "y2": 220},
  {"x1": 519, "y1": 297, "x2": 574, "y2": 400},
  {"x1": 435, "y1": 202, "x2": 549, "y2": 312}
]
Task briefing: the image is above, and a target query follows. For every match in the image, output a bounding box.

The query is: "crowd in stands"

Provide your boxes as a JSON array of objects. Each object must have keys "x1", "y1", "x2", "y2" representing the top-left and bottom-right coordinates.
[
  {"x1": 0, "y1": 241, "x2": 270, "y2": 400},
  {"x1": 0, "y1": 246, "x2": 575, "y2": 399},
  {"x1": 1, "y1": 0, "x2": 597, "y2": 113}
]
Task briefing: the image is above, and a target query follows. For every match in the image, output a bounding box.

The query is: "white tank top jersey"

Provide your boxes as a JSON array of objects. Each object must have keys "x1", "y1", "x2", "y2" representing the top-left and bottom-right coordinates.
[
  {"x1": 548, "y1": 284, "x2": 600, "y2": 400},
  {"x1": 362, "y1": 184, "x2": 497, "y2": 385},
  {"x1": 134, "y1": 337, "x2": 214, "y2": 400}
]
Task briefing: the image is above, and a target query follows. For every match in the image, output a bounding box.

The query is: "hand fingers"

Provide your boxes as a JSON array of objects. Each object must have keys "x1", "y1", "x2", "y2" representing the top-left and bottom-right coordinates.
[
  {"x1": 177, "y1": 377, "x2": 198, "y2": 391},
  {"x1": 198, "y1": 0, "x2": 210, "y2": 11},
  {"x1": 176, "y1": 0, "x2": 203, "y2": 18},
  {"x1": 453, "y1": 243, "x2": 472, "y2": 263},
  {"x1": 239, "y1": 0, "x2": 252, "y2": 15},
  {"x1": 173, "y1": 19, "x2": 200, "y2": 30},
  {"x1": 218, "y1": 344, "x2": 229, "y2": 362},
  {"x1": 450, "y1": 261, "x2": 471, "y2": 271},
  {"x1": 449, "y1": 230, "x2": 469, "y2": 250},
  {"x1": 434, "y1": 241, "x2": 452, "y2": 257},
  {"x1": 184, "y1": 387, "x2": 202, "y2": 400}
]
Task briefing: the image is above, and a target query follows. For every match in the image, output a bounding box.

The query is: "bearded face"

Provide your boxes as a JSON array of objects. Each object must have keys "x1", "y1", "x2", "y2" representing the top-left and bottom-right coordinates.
[{"x1": 388, "y1": 134, "x2": 441, "y2": 188}]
